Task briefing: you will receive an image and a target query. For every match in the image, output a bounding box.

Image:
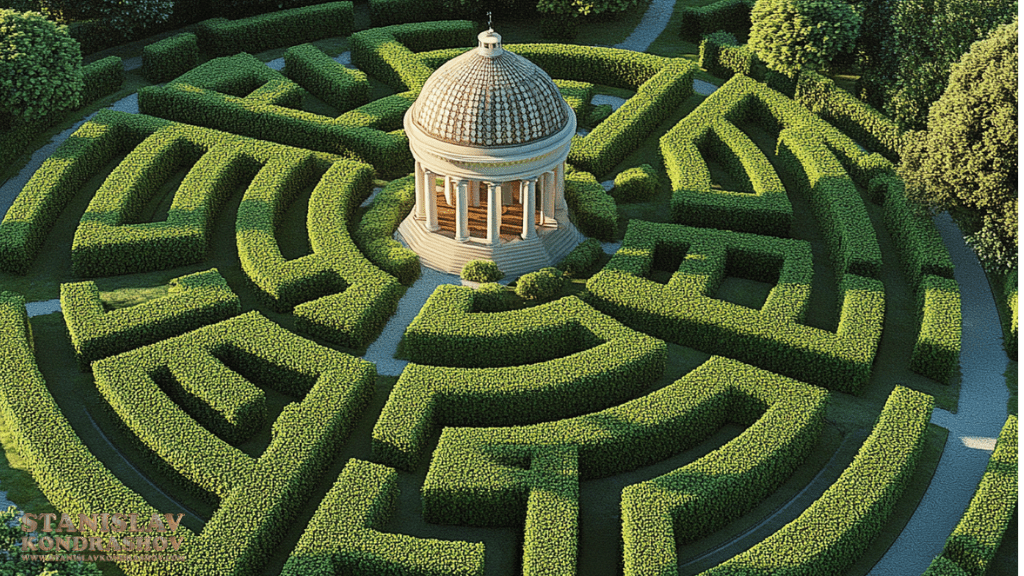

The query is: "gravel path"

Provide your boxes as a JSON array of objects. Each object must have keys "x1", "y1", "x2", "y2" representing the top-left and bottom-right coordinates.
[
  {"x1": 868, "y1": 212, "x2": 1011, "y2": 574},
  {"x1": 614, "y1": 0, "x2": 676, "y2": 53}
]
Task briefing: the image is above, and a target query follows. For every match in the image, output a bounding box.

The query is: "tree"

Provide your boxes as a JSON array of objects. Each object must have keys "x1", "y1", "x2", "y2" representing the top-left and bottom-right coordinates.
[
  {"x1": 883, "y1": 0, "x2": 1016, "y2": 131},
  {"x1": 749, "y1": 0, "x2": 861, "y2": 77},
  {"x1": 0, "y1": 9, "x2": 83, "y2": 126},
  {"x1": 898, "y1": 19, "x2": 1017, "y2": 270}
]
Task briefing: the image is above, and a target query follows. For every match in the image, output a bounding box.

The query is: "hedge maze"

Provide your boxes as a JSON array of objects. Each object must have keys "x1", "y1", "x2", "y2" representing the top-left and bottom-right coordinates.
[{"x1": 0, "y1": 9, "x2": 998, "y2": 576}]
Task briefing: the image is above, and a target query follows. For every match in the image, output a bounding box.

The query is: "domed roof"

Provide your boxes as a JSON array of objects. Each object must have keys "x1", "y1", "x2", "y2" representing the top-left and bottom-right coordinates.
[{"x1": 409, "y1": 30, "x2": 571, "y2": 148}]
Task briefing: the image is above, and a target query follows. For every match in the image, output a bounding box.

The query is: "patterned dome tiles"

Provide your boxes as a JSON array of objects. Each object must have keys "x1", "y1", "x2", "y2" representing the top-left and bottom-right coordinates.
[{"x1": 412, "y1": 49, "x2": 570, "y2": 148}]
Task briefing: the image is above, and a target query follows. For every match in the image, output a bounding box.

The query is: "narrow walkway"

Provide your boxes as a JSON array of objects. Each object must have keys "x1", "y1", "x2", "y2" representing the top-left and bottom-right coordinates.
[
  {"x1": 868, "y1": 213, "x2": 1011, "y2": 574},
  {"x1": 614, "y1": 0, "x2": 676, "y2": 53}
]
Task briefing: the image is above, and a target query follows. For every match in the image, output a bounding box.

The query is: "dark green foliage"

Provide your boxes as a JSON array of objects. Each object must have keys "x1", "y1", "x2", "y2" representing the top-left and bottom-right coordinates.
[
  {"x1": 564, "y1": 171, "x2": 617, "y2": 241},
  {"x1": 884, "y1": 0, "x2": 1016, "y2": 131},
  {"x1": 284, "y1": 43, "x2": 369, "y2": 113},
  {"x1": 898, "y1": 19, "x2": 1017, "y2": 270},
  {"x1": 698, "y1": 30, "x2": 751, "y2": 79},
  {"x1": 216, "y1": 0, "x2": 324, "y2": 18},
  {"x1": 612, "y1": 164, "x2": 659, "y2": 202},
  {"x1": 369, "y1": 0, "x2": 440, "y2": 25},
  {"x1": 0, "y1": 506, "x2": 103, "y2": 575},
  {"x1": 679, "y1": 0, "x2": 754, "y2": 40},
  {"x1": 621, "y1": 362, "x2": 827, "y2": 575},
  {"x1": 195, "y1": 2, "x2": 354, "y2": 56},
  {"x1": 516, "y1": 267, "x2": 565, "y2": 301},
  {"x1": 355, "y1": 176, "x2": 420, "y2": 284},
  {"x1": 92, "y1": 312, "x2": 375, "y2": 574},
  {"x1": 0, "y1": 292, "x2": 200, "y2": 574},
  {"x1": 81, "y1": 55, "x2": 124, "y2": 103},
  {"x1": 142, "y1": 33, "x2": 199, "y2": 83},
  {"x1": 472, "y1": 282, "x2": 514, "y2": 312},
  {"x1": 0, "y1": 10, "x2": 83, "y2": 124},
  {"x1": 557, "y1": 237, "x2": 603, "y2": 278},
  {"x1": 749, "y1": 0, "x2": 860, "y2": 77},
  {"x1": 934, "y1": 415, "x2": 1017, "y2": 576},
  {"x1": 461, "y1": 259, "x2": 504, "y2": 283},
  {"x1": 700, "y1": 386, "x2": 933, "y2": 575},
  {"x1": 586, "y1": 220, "x2": 884, "y2": 393},
  {"x1": 350, "y1": 21, "x2": 477, "y2": 92},
  {"x1": 586, "y1": 103, "x2": 612, "y2": 127},
  {"x1": 910, "y1": 275, "x2": 961, "y2": 383},
  {"x1": 282, "y1": 459, "x2": 485, "y2": 575},
  {"x1": 61, "y1": 269, "x2": 241, "y2": 370}
]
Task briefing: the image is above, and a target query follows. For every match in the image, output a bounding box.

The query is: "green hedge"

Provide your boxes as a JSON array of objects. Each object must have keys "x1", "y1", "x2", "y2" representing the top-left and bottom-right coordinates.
[
  {"x1": 876, "y1": 174, "x2": 955, "y2": 290},
  {"x1": 284, "y1": 43, "x2": 369, "y2": 113},
  {"x1": 0, "y1": 110, "x2": 165, "y2": 275},
  {"x1": 402, "y1": 286, "x2": 644, "y2": 367},
  {"x1": 92, "y1": 311, "x2": 375, "y2": 575},
  {"x1": 564, "y1": 171, "x2": 618, "y2": 241},
  {"x1": 82, "y1": 55, "x2": 125, "y2": 102},
  {"x1": 195, "y1": 2, "x2": 354, "y2": 56},
  {"x1": 586, "y1": 220, "x2": 883, "y2": 393},
  {"x1": 350, "y1": 21, "x2": 476, "y2": 92},
  {"x1": 283, "y1": 458, "x2": 484, "y2": 575},
  {"x1": 612, "y1": 164, "x2": 659, "y2": 202},
  {"x1": 679, "y1": 0, "x2": 755, "y2": 40},
  {"x1": 0, "y1": 292, "x2": 199, "y2": 576},
  {"x1": 621, "y1": 363, "x2": 828, "y2": 575},
  {"x1": 374, "y1": 296, "x2": 665, "y2": 469},
  {"x1": 354, "y1": 176, "x2": 420, "y2": 285},
  {"x1": 368, "y1": 0, "x2": 440, "y2": 26},
  {"x1": 930, "y1": 415, "x2": 1017, "y2": 576},
  {"x1": 698, "y1": 32, "x2": 756, "y2": 80},
  {"x1": 234, "y1": 151, "x2": 402, "y2": 348},
  {"x1": 61, "y1": 269, "x2": 241, "y2": 370},
  {"x1": 557, "y1": 237, "x2": 604, "y2": 278},
  {"x1": 138, "y1": 53, "x2": 413, "y2": 177},
  {"x1": 142, "y1": 33, "x2": 199, "y2": 83},
  {"x1": 699, "y1": 386, "x2": 933, "y2": 576},
  {"x1": 423, "y1": 441, "x2": 579, "y2": 576},
  {"x1": 775, "y1": 125, "x2": 883, "y2": 279},
  {"x1": 910, "y1": 275, "x2": 962, "y2": 383}
]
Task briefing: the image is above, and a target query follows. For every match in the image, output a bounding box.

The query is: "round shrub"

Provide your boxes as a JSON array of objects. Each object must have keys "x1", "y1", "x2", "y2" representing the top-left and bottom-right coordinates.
[
  {"x1": 0, "y1": 9, "x2": 83, "y2": 125},
  {"x1": 473, "y1": 282, "x2": 514, "y2": 312},
  {"x1": 461, "y1": 259, "x2": 504, "y2": 283},
  {"x1": 515, "y1": 267, "x2": 565, "y2": 301},
  {"x1": 898, "y1": 19, "x2": 1017, "y2": 270},
  {"x1": 612, "y1": 164, "x2": 659, "y2": 202},
  {"x1": 749, "y1": 0, "x2": 861, "y2": 77},
  {"x1": 557, "y1": 238, "x2": 603, "y2": 278}
]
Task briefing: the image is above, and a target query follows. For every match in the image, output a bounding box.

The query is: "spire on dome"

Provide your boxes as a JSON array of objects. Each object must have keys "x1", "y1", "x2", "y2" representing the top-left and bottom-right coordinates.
[{"x1": 477, "y1": 27, "x2": 503, "y2": 57}]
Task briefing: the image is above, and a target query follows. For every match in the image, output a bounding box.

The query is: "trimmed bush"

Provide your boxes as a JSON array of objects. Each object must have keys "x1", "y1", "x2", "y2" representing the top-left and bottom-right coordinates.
[
  {"x1": 82, "y1": 55, "x2": 125, "y2": 103},
  {"x1": 350, "y1": 20, "x2": 476, "y2": 92},
  {"x1": 621, "y1": 362, "x2": 827, "y2": 575},
  {"x1": 0, "y1": 9, "x2": 82, "y2": 126},
  {"x1": 910, "y1": 275, "x2": 962, "y2": 383},
  {"x1": 586, "y1": 220, "x2": 883, "y2": 393},
  {"x1": 354, "y1": 176, "x2": 420, "y2": 285},
  {"x1": 142, "y1": 32, "x2": 199, "y2": 83},
  {"x1": 195, "y1": 2, "x2": 354, "y2": 56},
  {"x1": 934, "y1": 415, "x2": 1017, "y2": 576},
  {"x1": 368, "y1": 0, "x2": 439, "y2": 26},
  {"x1": 699, "y1": 386, "x2": 933, "y2": 576},
  {"x1": 375, "y1": 295, "x2": 665, "y2": 469},
  {"x1": 61, "y1": 269, "x2": 241, "y2": 370},
  {"x1": 612, "y1": 164, "x2": 659, "y2": 202},
  {"x1": 284, "y1": 43, "x2": 369, "y2": 113},
  {"x1": 679, "y1": 0, "x2": 754, "y2": 40},
  {"x1": 282, "y1": 458, "x2": 484, "y2": 576},
  {"x1": 461, "y1": 259, "x2": 504, "y2": 283},
  {"x1": 557, "y1": 237, "x2": 603, "y2": 278},
  {"x1": 472, "y1": 282, "x2": 514, "y2": 312},
  {"x1": 564, "y1": 171, "x2": 617, "y2": 241},
  {"x1": 516, "y1": 267, "x2": 565, "y2": 301}
]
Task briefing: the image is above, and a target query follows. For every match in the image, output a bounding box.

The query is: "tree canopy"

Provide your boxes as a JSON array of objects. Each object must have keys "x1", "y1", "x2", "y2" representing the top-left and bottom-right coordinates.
[{"x1": 749, "y1": 0, "x2": 861, "y2": 77}]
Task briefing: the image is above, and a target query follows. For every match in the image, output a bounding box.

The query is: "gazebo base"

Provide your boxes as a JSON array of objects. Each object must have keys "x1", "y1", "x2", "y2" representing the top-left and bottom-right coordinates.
[{"x1": 396, "y1": 208, "x2": 585, "y2": 279}]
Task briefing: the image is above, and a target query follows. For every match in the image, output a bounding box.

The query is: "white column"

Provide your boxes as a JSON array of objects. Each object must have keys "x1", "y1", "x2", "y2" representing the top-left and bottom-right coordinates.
[
  {"x1": 456, "y1": 180, "x2": 469, "y2": 242},
  {"x1": 522, "y1": 178, "x2": 537, "y2": 240},
  {"x1": 414, "y1": 161, "x2": 425, "y2": 220},
  {"x1": 425, "y1": 169, "x2": 439, "y2": 232},
  {"x1": 471, "y1": 180, "x2": 480, "y2": 207},
  {"x1": 445, "y1": 175, "x2": 453, "y2": 206},
  {"x1": 486, "y1": 182, "x2": 501, "y2": 246},
  {"x1": 501, "y1": 181, "x2": 512, "y2": 206},
  {"x1": 538, "y1": 172, "x2": 551, "y2": 225},
  {"x1": 556, "y1": 162, "x2": 567, "y2": 210}
]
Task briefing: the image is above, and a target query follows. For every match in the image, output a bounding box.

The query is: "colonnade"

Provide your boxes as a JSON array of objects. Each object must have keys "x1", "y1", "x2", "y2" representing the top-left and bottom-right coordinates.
[{"x1": 413, "y1": 161, "x2": 564, "y2": 245}]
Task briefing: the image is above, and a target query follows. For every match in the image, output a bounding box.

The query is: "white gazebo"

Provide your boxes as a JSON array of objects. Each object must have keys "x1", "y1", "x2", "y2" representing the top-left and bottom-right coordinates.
[{"x1": 397, "y1": 28, "x2": 584, "y2": 277}]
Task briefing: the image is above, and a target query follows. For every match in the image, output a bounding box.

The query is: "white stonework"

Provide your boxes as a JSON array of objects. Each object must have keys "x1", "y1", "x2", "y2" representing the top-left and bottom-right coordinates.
[{"x1": 399, "y1": 29, "x2": 583, "y2": 278}]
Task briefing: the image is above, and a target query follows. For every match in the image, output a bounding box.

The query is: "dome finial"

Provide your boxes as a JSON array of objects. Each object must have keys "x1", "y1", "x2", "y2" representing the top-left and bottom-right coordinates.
[{"x1": 477, "y1": 15, "x2": 502, "y2": 57}]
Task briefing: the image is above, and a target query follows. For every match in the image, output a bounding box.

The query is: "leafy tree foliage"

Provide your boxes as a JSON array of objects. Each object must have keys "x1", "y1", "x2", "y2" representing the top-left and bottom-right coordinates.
[
  {"x1": 881, "y1": 0, "x2": 1015, "y2": 131},
  {"x1": 899, "y1": 19, "x2": 1017, "y2": 270},
  {"x1": 0, "y1": 9, "x2": 82, "y2": 125},
  {"x1": 749, "y1": 0, "x2": 860, "y2": 77}
]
